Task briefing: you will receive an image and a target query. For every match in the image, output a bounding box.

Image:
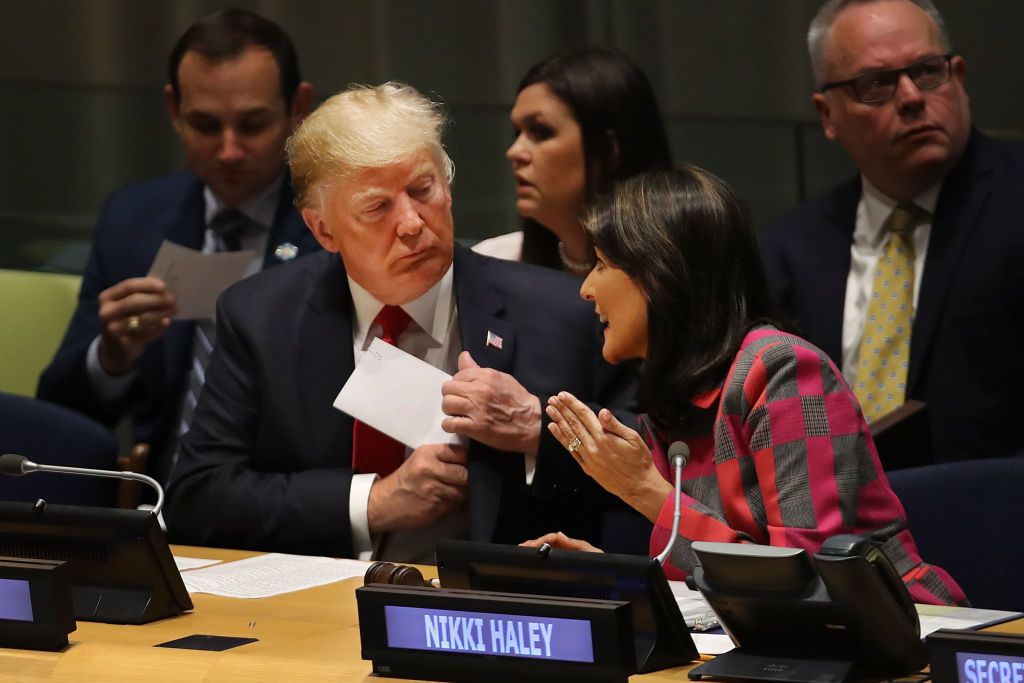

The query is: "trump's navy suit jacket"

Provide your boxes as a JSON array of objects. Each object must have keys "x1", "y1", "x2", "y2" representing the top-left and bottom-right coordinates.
[
  {"x1": 37, "y1": 170, "x2": 319, "y2": 480},
  {"x1": 760, "y1": 130, "x2": 1024, "y2": 462},
  {"x1": 165, "y1": 246, "x2": 638, "y2": 557}
]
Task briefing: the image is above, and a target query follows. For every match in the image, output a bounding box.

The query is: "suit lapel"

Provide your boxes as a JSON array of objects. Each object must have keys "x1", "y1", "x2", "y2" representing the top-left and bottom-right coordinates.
[
  {"x1": 154, "y1": 180, "x2": 206, "y2": 401},
  {"x1": 165, "y1": 179, "x2": 206, "y2": 250},
  {"x1": 300, "y1": 255, "x2": 357, "y2": 461},
  {"x1": 263, "y1": 178, "x2": 320, "y2": 268},
  {"x1": 452, "y1": 246, "x2": 516, "y2": 542},
  {"x1": 813, "y1": 179, "x2": 860, "y2": 364},
  {"x1": 453, "y1": 246, "x2": 515, "y2": 374},
  {"x1": 909, "y1": 131, "x2": 991, "y2": 391}
]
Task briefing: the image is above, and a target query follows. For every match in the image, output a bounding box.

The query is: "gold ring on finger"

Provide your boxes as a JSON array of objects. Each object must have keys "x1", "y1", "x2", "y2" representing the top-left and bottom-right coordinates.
[
  {"x1": 126, "y1": 315, "x2": 141, "y2": 332},
  {"x1": 567, "y1": 436, "x2": 582, "y2": 453}
]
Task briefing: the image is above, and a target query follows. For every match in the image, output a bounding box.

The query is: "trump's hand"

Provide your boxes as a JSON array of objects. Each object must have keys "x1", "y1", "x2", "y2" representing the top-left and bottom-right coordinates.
[
  {"x1": 441, "y1": 351, "x2": 541, "y2": 456},
  {"x1": 520, "y1": 531, "x2": 602, "y2": 553},
  {"x1": 97, "y1": 277, "x2": 177, "y2": 375},
  {"x1": 546, "y1": 391, "x2": 671, "y2": 522},
  {"x1": 367, "y1": 443, "x2": 468, "y2": 533}
]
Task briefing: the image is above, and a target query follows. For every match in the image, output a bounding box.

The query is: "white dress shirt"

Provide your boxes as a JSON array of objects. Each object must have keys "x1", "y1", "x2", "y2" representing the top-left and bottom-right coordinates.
[
  {"x1": 841, "y1": 176, "x2": 941, "y2": 386},
  {"x1": 471, "y1": 231, "x2": 524, "y2": 261},
  {"x1": 346, "y1": 264, "x2": 469, "y2": 563}
]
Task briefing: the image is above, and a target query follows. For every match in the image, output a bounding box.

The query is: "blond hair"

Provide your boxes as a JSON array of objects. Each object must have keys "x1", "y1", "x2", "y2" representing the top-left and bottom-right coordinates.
[{"x1": 286, "y1": 81, "x2": 454, "y2": 208}]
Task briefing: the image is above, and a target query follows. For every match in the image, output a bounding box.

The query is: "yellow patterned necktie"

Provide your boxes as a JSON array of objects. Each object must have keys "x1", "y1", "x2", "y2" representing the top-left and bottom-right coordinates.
[{"x1": 854, "y1": 202, "x2": 925, "y2": 421}]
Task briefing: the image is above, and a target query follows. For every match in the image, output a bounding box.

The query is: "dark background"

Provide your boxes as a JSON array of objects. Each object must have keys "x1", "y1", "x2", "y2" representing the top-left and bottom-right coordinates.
[{"x1": 1, "y1": 0, "x2": 1021, "y2": 273}]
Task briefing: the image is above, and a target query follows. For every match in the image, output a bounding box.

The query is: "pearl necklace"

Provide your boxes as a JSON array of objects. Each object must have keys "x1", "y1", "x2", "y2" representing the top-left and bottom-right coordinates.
[{"x1": 557, "y1": 242, "x2": 596, "y2": 274}]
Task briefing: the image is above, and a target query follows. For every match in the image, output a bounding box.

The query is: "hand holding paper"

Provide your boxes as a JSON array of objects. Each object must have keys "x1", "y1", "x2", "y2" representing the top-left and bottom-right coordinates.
[
  {"x1": 333, "y1": 338, "x2": 464, "y2": 449},
  {"x1": 96, "y1": 276, "x2": 178, "y2": 374},
  {"x1": 441, "y1": 351, "x2": 542, "y2": 456},
  {"x1": 147, "y1": 240, "x2": 255, "y2": 320},
  {"x1": 367, "y1": 443, "x2": 468, "y2": 533},
  {"x1": 334, "y1": 338, "x2": 470, "y2": 533}
]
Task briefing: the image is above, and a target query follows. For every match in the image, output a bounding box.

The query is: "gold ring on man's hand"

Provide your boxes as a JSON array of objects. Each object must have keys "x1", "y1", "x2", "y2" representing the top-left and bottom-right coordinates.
[
  {"x1": 567, "y1": 436, "x2": 582, "y2": 453},
  {"x1": 126, "y1": 315, "x2": 141, "y2": 333}
]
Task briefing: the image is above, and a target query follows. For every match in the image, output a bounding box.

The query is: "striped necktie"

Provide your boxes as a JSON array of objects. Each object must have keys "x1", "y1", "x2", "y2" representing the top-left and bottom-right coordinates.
[
  {"x1": 853, "y1": 202, "x2": 926, "y2": 421},
  {"x1": 351, "y1": 305, "x2": 413, "y2": 477},
  {"x1": 171, "y1": 208, "x2": 255, "y2": 471}
]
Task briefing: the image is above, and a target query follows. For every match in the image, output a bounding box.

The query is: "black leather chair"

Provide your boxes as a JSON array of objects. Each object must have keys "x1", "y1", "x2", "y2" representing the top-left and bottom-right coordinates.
[
  {"x1": 0, "y1": 391, "x2": 119, "y2": 506},
  {"x1": 886, "y1": 458, "x2": 1024, "y2": 611}
]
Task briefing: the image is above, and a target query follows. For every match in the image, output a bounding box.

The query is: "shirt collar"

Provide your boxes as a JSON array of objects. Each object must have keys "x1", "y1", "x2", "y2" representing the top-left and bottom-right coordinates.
[
  {"x1": 348, "y1": 262, "x2": 455, "y2": 348},
  {"x1": 202, "y1": 171, "x2": 285, "y2": 230},
  {"x1": 860, "y1": 175, "x2": 941, "y2": 248}
]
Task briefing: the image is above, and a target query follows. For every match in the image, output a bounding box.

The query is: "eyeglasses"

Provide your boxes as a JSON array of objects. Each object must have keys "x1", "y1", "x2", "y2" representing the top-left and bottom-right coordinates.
[{"x1": 819, "y1": 54, "x2": 954, "y2": 104}]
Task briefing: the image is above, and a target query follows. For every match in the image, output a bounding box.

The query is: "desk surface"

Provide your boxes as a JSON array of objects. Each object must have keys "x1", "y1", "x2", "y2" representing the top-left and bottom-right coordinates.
[{"x1": 2, "y1": 545, "x2": 1021, "y2": 682}]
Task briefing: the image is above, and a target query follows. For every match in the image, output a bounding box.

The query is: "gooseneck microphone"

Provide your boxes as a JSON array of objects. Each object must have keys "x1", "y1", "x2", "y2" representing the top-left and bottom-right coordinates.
[
  {"x1": 0, "y1": 453, "x2": 165, "y2": 517},
  {"x1": 655, "y1": 441, "x2": 690, "y2": 566}
]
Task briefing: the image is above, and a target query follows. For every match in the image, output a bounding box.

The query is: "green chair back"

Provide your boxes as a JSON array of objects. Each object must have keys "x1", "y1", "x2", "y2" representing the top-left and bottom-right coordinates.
[{"x1": 0, "y1": 269, "x2": 81, "y2": 396}]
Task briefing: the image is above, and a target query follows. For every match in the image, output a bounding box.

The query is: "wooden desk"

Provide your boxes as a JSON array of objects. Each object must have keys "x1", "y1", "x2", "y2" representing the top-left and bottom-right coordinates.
[
  {"x1": 0, "y1": 546, "x2": 700, "y2": 681},
  {"x1": 1, "y1": 546, "x2": 1019, "y2": 682}
]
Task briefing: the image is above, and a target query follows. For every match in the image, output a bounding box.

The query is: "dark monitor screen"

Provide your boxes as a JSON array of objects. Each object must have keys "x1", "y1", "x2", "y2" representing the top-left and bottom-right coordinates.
[
  {"x1": 0, "y1": 501, "x2": 192, "y2": 624},
  {"x1": 435, "y1": 539, "x2": 696, "y2": 674}
]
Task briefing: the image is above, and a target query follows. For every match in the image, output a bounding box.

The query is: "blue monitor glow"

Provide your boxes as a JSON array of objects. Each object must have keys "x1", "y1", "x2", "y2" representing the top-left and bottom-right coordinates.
[
  {"x1": 956, "y1": 652, "x2": 1024, "y2": 683},
  {"x1": 928, "y1": 631, "x2": 1024, "y2": 683},
  {"x1": 384, "y1": 604, "x2": 595, "y2": 663},
  {"x1": 0, "y1": 577, "x2": 33, "y2": 622}
]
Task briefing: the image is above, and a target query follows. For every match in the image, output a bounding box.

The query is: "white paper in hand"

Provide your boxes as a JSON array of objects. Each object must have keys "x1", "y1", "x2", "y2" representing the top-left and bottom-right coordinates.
[
  {"x1": 333, "y1": 337, "x2": 464, "y2": 449},
  {"x1": 147, "y1": 240, "x2": 255, "y2": 320}
]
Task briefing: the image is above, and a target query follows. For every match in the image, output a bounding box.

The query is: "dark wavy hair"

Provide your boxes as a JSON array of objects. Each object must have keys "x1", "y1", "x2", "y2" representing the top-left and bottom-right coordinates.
[
  {"x1": 168, "y1": 8, "x2": 302, "y2": 109},
  {"x1": 516, "y1": 47, "x2": 674, "y2": 268},
  {"x1": 583, "y1": 166, "x2": 784, "y2": 431}
]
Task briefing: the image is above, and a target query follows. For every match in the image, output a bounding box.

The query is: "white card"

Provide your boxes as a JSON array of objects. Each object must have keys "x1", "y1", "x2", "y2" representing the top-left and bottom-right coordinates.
[
  {"x1": 147, "y1": 240, "x2": 255, "y2": 320},
  {"x1": 333, "y1": 337, "x2": 465, "y2": 449}
]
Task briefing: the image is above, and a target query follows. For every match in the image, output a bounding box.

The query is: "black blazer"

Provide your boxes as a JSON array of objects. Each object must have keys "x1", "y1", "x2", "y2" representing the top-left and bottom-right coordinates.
[
  {"x1": 165, "y1": 246, "x2": 638, "y2": 557},
  {"x1": 37, "y1": 170, "x2": 319, "y2": 481},
  {"x1": 760, "y1": 130, "x2": 1024, "y2": 462}
]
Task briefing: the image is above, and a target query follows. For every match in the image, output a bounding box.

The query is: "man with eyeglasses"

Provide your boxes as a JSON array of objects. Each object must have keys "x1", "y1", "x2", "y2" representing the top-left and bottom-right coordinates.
[{"x1": 760, "y1": 0, "x2": 1024, "y2": 463}]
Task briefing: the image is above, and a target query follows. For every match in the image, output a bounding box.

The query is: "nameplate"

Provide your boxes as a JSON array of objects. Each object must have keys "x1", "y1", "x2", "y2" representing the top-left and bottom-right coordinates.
[
  {"x1": 0, "y1": 556, "x2": 76, "y2": 651},
  {"x1": 928, "y1": 629, "x2": 1024, "y2": 683},
  {"x1": 356, "y1": 584, "x2": 634, "y2": 683}
]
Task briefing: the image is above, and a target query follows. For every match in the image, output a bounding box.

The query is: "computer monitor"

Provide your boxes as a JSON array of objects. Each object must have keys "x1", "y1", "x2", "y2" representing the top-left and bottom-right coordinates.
[
  {"x1": 0, "y1": 501, "x2": 192, "y2": 624},
  {"x1": 436, "y1": 539, "x2": 697, "y2": 674}
]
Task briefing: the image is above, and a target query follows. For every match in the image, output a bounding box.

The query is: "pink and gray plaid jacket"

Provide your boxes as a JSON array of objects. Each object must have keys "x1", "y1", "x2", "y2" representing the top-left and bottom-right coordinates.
[{"x1": 645, "y1": 327, "x2": 967, "y2": 606}]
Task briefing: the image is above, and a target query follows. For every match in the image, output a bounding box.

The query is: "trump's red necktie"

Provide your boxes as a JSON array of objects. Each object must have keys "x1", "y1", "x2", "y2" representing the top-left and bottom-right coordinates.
[{"x1": 351, "y1": 305, "x2": 412, "y2": 477}]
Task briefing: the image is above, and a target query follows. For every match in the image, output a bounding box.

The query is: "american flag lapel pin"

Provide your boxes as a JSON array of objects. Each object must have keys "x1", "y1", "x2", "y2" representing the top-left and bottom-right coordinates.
[{"x1": 486, "y1": 330, "x2": 503, "y2": 350}]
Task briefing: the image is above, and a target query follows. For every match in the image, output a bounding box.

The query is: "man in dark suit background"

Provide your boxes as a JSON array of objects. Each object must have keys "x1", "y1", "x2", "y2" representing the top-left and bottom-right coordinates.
[
  {"x1": 760, "y1": 0, "x2": 1024, "y2": 463},
  {"x1": 38, "y1": 9, "x2": 317, "y2": 483},
  {"x1": 165, "y1": 82, "x2": 637, "y2": 561}
]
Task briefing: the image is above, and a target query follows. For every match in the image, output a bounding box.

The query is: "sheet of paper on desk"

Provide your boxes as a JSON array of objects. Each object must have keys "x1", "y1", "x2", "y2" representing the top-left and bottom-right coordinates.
[
  {"x1": 147, "y1": 240, "x2": 255, "y2": 320},
  {"x1": 333, "y1": 337, "x2": 465, "y2": 449},
  {"x1": 917, "y1": 604, "x2": 1023, "y2": 636},
  {"x1": 669, "y1": 579, "x2": 721, "y2": 631},
  {"x1": 181, "y1": 553, "x2": 370, "y2": 598},
  {"x1": 669, "y1": 580, "x2": 735, "y2": 654}
]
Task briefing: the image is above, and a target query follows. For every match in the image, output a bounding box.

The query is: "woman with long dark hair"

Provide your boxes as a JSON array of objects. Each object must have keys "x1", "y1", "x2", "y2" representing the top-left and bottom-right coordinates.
[
  {"x1": 473, "y1": 47, "x2": 672, "y2": 274},
  {"x1": 527, "y1": 166, "x2": 967, "y2": 606}
]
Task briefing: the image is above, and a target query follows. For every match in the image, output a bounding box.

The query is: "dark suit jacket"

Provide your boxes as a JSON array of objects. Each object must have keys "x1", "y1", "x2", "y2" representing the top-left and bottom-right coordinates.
[
  {"x1": 37, "y1": 170, "x2": 319, "y2": 481},
  {"x1": 760, "y1": 130, "x2": 1024, "y2": 462},
  {"x1": 164, "y1": 246, "x2": 638, "y2": 557}
]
